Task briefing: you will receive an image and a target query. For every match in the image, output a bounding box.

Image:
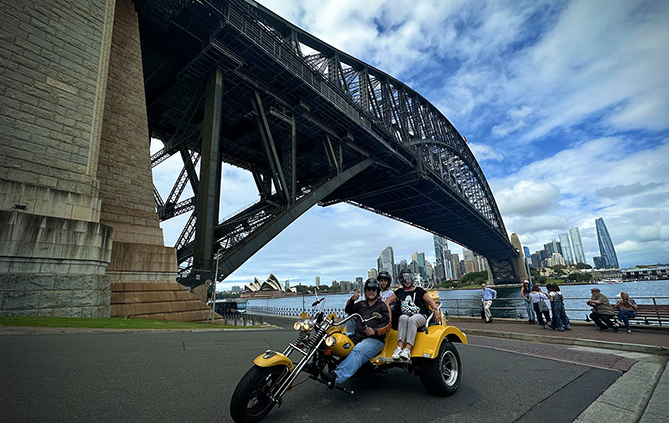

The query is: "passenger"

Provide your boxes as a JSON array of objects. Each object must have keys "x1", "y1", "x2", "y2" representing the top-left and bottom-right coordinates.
[
  {"x1": 529, "y1": 285, "x2": 551, "y2": 329},
  {"x1": 481, "y1": 283, "x2": 497, "y2": 323},
  {"x1": 547, "y1": 284, "x2": 570, "y2": 331},
  {"x1": 385, "y1": 269, "x2": 440, "y2": 360},
  {"x1": 521, "y1": 280, "x2": 536, "y2": 324},
  {"x1": 613, "y1": 292, "x2": 638, "y2": 334},
  {"x1": 587, "y1": 288, "x2": 619, "y2": 332},
  {"x1": 323, "y1": 278, "x2": 391, "y2": 389},
  {"x1": 377, "y1": 271, "x2": 393, "y2": 302}
]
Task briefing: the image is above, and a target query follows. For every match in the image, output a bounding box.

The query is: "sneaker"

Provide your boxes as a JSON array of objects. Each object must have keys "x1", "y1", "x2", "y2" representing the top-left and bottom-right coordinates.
[
  {"x1": 399, "y1": 348, "x2": 411, "y2": 360},
  {"x1": 558, "y1": 327, "x2": 565, "y2": 332},
  {"x1": 391, "y1": 347, "x2": 402, "y2": 360}
]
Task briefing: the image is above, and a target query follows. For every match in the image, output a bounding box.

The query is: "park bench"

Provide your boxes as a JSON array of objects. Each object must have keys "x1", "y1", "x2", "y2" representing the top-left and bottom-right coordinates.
[{"x1": 624, "y1": 304, "x2": 669, "y2": 327}]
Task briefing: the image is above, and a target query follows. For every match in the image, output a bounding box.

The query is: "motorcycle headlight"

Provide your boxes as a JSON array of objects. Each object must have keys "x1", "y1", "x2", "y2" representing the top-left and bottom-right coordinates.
[
  {"x1": 325, "y1": 336, "x2": 336, "y2": 347},
  {"x1": 293, "y1": 319, "x2": 315, "y2": 332},
  {"x1": 302, "y1": 319, "x2": 315, "y2": 331}
]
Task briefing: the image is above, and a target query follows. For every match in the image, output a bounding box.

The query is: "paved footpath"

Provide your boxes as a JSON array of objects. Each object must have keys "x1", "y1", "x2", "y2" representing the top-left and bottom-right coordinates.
[{"x1": 1, "y1": 318, "x2": 668, "y2": 423}]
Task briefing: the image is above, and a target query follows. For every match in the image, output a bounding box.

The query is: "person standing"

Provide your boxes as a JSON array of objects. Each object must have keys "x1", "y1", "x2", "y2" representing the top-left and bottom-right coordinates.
[
  {"x1": 547, "y1": 283, "x2": 570, "y2": 331},
  {"x1": 529, "y1": 285, "x2": 551, "y2": 329},
  {"x1": 613, "y1": 292, "x2": 638, "y2": 334},
  {"x1": 520, "y1": 280, "x2": 535, "y2": 324},
  {"x1": 587, "y1": 288, "x2": 619, "y2": 332},
  {"x1": 481, "y1": 283, "x2": 497, "y2": 323}
]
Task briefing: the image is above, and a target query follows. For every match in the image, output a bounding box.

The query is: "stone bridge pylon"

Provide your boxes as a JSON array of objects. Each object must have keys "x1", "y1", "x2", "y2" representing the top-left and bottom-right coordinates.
[{"x1": 0, "y1": 0, "x2": 214, "y2": 321}]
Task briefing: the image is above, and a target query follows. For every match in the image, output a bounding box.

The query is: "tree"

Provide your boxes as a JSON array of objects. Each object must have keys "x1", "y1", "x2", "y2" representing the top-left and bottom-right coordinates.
[
  {"x1": 575, "y1": 263, "x2": 592, "y2": 269},
  {"x1": 459, "y1": 271, "x2": 488, "y2": 286}
]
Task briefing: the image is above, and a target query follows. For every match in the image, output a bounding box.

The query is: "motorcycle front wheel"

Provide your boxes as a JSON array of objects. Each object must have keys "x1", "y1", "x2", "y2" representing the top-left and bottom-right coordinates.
[
  {"x1": 418, "y1": 340, "x2": 461, "y2": 397},
  {"x1": 230, "y1": 365, "x2": 287, "y2": 423}
]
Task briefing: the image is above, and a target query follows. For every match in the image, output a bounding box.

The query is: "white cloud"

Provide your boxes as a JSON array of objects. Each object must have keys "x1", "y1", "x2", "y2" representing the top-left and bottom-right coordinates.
[
  {"x1": 468, "y1": 142, "x2": 503, "y2": 161},
  {"x1": 495, "y1": 180, "x2": 561, "y2": 216}
]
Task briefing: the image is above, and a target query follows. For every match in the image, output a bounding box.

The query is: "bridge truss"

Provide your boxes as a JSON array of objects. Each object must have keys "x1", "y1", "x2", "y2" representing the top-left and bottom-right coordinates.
[{"x1": 136, "y1": 0, "x2": 520, "y2": 285}]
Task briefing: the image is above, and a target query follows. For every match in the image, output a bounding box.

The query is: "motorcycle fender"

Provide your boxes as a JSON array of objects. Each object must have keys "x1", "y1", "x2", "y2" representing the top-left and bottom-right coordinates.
[
  {"x1": 412, "y1": 325, "x2": 468, "y2": 358},
  {"x1": 253, "y1": 351, "x2": 294, "y2": 371}
]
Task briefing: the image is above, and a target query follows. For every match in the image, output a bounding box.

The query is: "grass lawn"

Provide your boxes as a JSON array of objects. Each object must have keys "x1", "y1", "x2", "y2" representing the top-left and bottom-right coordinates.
[{"x1": 0, "y1": 316, "x2": 239, "y2": 330}]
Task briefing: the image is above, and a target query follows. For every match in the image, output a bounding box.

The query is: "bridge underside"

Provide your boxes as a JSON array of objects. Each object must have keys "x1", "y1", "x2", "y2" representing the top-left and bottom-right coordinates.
[{"x1": 136, "y1": 0, "x2": 520, "y2": 285}]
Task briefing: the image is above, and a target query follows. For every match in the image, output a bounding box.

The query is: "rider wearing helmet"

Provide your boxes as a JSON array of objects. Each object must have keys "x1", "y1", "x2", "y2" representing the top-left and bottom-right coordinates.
[
  {"x1": 385, "y1": 269, "x2": 440, "y2": 360},
  {"x1": 322, "y1": 278, "x2": 391, "y2": 389},
  {"x1": 377, "y1": 271, "x2": 393, "y2": 302}
]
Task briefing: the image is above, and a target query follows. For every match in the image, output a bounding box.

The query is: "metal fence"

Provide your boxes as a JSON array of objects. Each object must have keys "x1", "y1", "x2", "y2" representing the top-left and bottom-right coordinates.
[{"x1": 247, "y1": 296, "x2": 669, "y2": 324}]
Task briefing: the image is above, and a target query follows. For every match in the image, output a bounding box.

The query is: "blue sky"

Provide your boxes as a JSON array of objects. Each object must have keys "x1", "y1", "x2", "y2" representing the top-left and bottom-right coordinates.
[{"x1": 152, "y1": 0, "x2": 669, "y2": 289}]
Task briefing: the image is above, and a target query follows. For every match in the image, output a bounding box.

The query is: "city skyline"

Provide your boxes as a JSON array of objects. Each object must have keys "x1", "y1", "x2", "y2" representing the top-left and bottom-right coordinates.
[{"x1": 151, "y1": 0, "x2": 668, "y2": 289}]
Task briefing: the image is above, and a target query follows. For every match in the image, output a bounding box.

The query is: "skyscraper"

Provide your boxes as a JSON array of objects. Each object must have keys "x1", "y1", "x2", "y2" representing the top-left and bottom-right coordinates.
[
  {"x1": 433, "y1": 235, "x2": 445, "y2": 268},
  {"x1": 570, "y1": 227, "x2": 586, "y2": 264},
  {"x1": 595, "y1": 217, "x2": 619, "y2": 268},
  {"x1": 433, "y1": 235, "x2": 453, "y2": 280},
  {"x1": 412, "y1": 251, "x2": 426, "y2": 279},
  {"x1": 377, "y1": 246, "x2": 395, "y2": 280},
  {"x1": 450, "y1": 254, "x2": 461, "y2": 279},
  {"x1": 559, "y1": 233, "x2": 574, "y2": 264}
]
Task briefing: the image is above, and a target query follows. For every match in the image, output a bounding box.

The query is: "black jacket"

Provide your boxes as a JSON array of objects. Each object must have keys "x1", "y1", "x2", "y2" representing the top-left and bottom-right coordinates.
[{"x1": 344, "y1": 297, "x2": 391, "y2": 342}]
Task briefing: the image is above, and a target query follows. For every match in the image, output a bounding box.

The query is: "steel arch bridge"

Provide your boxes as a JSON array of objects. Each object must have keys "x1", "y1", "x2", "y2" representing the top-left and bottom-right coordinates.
[{"x1": 136, "y1": 0, "x2": 522, "y2": 285}]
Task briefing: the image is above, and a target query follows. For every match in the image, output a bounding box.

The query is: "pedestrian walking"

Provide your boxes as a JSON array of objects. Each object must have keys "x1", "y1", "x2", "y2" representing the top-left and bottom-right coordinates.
[{"x1": 481, "y1": 283, "x2": 497, "y2": 323}]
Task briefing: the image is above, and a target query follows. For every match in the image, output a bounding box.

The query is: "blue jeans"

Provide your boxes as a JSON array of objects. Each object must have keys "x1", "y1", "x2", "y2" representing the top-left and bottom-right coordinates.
[
  {"x1": 618, "y1": 310, "x2": 636, "y2": 331},
  {"x1": 333, "y1": 337, "x2": 384, "y2": 385},
  {"x1": 525, "y1": 299, "x2": 535, "y2": 320}
]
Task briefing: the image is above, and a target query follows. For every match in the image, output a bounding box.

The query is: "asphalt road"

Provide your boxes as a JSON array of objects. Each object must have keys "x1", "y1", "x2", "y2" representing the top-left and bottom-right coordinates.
[{"x1": 0, "y1": 328, "x2": 620, "y2": 423}]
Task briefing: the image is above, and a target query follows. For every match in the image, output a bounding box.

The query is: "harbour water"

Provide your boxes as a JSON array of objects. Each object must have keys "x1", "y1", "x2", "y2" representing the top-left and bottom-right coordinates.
[{"x1": 248, "y1": 279, "x2": 669, "y2": 321}]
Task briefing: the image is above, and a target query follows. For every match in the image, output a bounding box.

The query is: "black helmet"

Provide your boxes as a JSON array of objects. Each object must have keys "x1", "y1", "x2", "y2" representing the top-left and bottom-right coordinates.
[
  {"x1": 377, "y1": 271, "x2": 391, "y2": 282},
  {"x1": 398, "y1": 269, "x2": 415, "y2": 286},
  {"x1": 364, "y1": 278, "x2": 381, "y2": 294}
]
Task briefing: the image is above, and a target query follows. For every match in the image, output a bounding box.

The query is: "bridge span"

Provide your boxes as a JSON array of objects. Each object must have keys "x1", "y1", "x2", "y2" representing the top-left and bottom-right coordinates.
[{"x1": 139, "y1": 0, "x2": 523, "y2": 285}]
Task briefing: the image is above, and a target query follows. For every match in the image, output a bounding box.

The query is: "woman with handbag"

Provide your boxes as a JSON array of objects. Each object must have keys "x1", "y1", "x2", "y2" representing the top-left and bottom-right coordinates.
[
  {"x1": 385, "y1": 269, "x2": 440, "y2": 360},
  {"x1": 529, "y1": 285, "x2": 551, "y2": 328}
]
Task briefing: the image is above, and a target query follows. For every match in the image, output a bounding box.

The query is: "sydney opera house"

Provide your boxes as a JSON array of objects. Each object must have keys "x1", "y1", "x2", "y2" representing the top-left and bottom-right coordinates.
[{"x1": 240, "y1": 274, "x2": 298, "y2": 299}]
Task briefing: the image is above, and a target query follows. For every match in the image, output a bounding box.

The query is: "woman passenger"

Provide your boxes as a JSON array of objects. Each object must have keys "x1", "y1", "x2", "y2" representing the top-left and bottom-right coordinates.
[{"x1": 385, "y1": 269, "x2": 440, "y2": 360}]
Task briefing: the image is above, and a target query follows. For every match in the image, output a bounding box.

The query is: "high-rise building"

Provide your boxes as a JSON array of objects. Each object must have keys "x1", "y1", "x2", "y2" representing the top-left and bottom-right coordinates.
[
  {"x1": 551, "y1": 252, "x2": 565, "y2": 266},
  {"x1": 530, "y1": 253, "x2": 541, "y2": 269},
  {"x1": 433, "y1": 235, "x2": 445, "y2": 266},
  {"x1": 595, "y1": 217, "x2": 619, "y2": 268},
  {"x1": 450, "y1": 254, "x2": 461, "y2": 279},
  {"x1": 368, "y1": 268, "x2": 378, "y2": 279},
  {"x1": 377, "y1": 246, "x2": 395, "y2": 281},
  {"x1": 593, "y1": 256, "x2": 605, "y2": 269},
  {"x1": 315, "y1": 276, "x2": 320, "y2": 286},
  {"x1": 570, "y1": 227, "x2": 586, "y2": 264},
  {"x1": 443, "y1": 244, "x2": 454, "y2": 279},
  {"x1": 412, "y1": 251, "x2": 426, "y2": 279},
  {"x1": 340, "y1": 281, "x2": 352, "y2": 292},
  {"x1": 559, "y1": 233, "x2": 574, "y2": 264}
]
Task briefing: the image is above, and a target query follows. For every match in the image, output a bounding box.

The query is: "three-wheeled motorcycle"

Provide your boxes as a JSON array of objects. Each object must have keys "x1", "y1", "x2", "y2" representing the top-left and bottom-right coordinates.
[{"x1": 230, "y1": 290, "x2": 467, "y2": 423}]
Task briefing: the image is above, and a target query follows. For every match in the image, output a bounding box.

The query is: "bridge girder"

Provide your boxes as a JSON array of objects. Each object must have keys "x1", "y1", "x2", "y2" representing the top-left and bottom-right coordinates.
[{"x1": 137, "y1": 0, "x2": 520, "y2": 285}]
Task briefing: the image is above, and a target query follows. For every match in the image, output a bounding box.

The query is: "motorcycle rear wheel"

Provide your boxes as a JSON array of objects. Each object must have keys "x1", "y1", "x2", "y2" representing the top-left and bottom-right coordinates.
[
  {"x1": 230, "y1": 365, "x2": 286, "y2": 423},
  {"x1": 418, "y1": 340, "x2": 461, "y2": 397}
]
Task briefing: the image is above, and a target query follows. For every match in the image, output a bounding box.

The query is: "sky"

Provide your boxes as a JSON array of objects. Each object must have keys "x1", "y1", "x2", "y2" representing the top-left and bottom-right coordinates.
[{"x1": 151, "y1": 0, "x2": 669, "y2": 289}]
